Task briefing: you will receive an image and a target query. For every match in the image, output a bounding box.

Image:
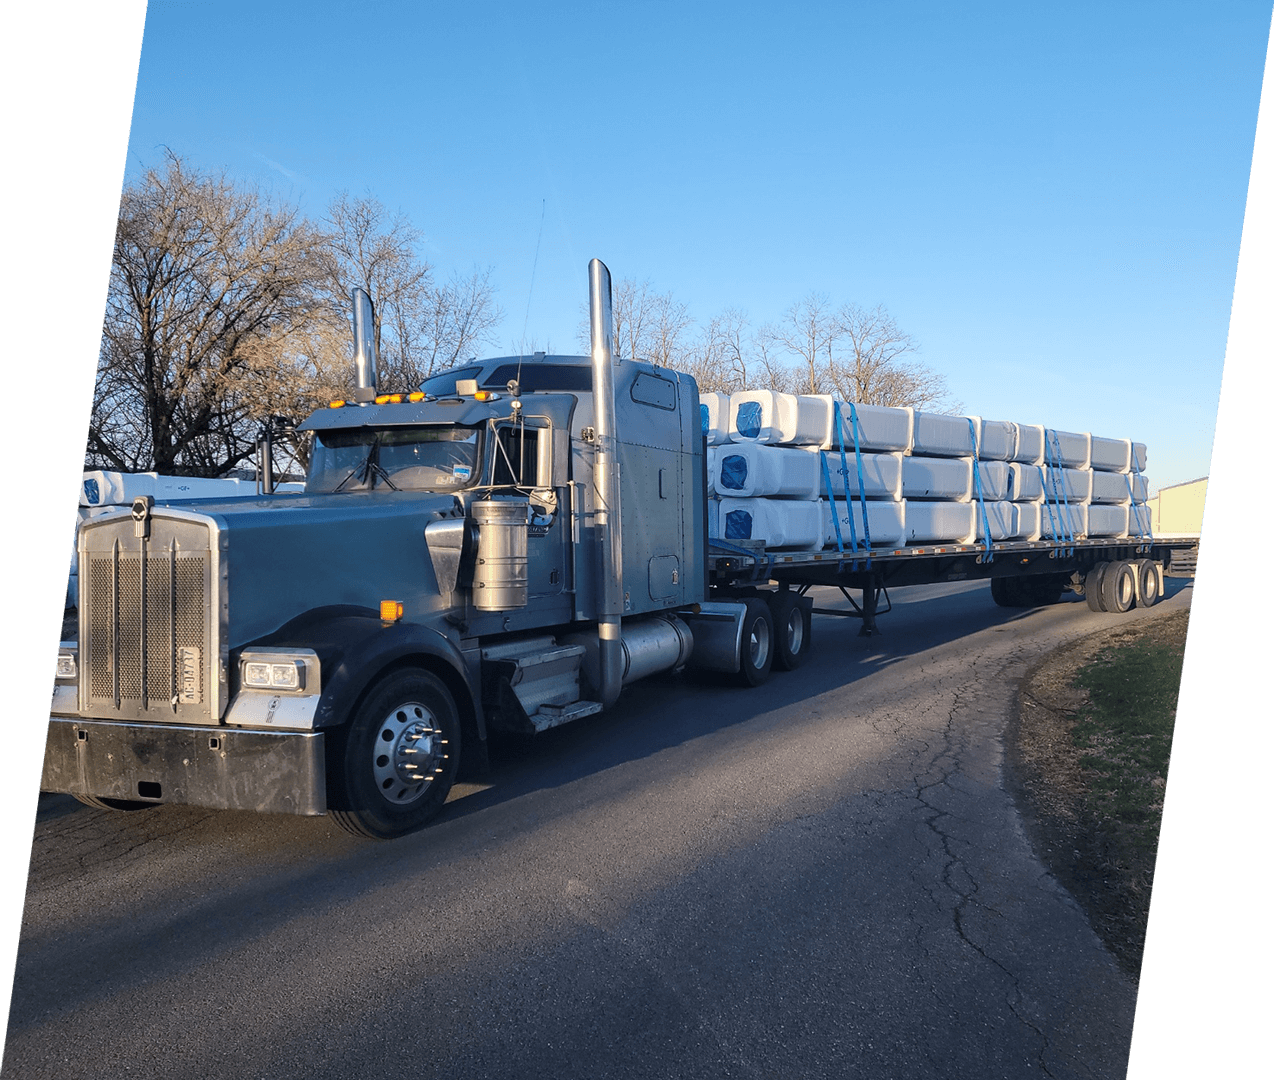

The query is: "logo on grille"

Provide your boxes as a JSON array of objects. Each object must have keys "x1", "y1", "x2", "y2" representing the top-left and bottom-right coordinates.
[{"x1": 178, "y1": 647, "x2": 201, "y2": 703}]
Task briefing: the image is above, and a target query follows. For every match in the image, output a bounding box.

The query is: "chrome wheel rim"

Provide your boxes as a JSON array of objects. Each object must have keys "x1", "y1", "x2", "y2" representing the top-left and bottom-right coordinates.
[
  {"x1": 372, "y1": 701, "x2": 446, "y2": 805},
  {"x1": 785, "y1": 609, "x2": 804, "y2": 656},
  {"x1": 748, "y1": 616, "x2": 771, "y2": 668}
]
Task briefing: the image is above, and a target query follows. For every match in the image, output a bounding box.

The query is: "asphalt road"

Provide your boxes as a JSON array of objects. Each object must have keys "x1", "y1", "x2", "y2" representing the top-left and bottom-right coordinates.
[{"x1": 4, "y1": 579, "x2": 1192, "y2": 1079}]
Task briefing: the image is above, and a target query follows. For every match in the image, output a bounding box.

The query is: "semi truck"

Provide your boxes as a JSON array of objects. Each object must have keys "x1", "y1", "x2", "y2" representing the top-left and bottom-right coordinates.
[{"x1": 42, "y1": 260, "x2": 1191, "y2": 838}]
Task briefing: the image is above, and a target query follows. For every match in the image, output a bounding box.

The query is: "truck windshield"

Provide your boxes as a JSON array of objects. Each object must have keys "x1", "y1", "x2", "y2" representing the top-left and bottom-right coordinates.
[{"x1": 307, "y1": 426, "x2": 481, "y2": 493}]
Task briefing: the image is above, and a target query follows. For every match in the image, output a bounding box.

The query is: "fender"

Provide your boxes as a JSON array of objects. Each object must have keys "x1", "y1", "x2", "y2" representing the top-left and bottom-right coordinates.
[{"x1": 244, "y1": 606, "x2": 485, "y2": 744}]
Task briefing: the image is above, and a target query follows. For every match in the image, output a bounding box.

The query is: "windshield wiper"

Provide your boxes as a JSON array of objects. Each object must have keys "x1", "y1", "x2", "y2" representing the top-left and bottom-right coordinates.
[{"x1": 333, "y1": 435, "x2": 399, "y2": 492}]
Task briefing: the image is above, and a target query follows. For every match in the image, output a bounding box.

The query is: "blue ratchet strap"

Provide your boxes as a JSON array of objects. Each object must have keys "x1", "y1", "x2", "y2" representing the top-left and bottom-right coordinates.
[
  {"x1": 820, "y1": 448, "x2": 852, "y2": 572},
  {"x1": 1047, "y1": 429, "x2": 1075, "y2": 555},
  {"x1": 845, "y1": 402, "x2": 873, "y2": 567},
  {"x1": 967, "y1": 417, "x2": 993, "y2": 560},
  {"x1": 829, "y1": 402, "x2": 861, "y2": 570},
  {"x1": 1125, "y1": 468, "x2": 1153, "y2": 541},
  {"x1": 1036, "y1": 464, "x2": 1059, "y2": 542}
]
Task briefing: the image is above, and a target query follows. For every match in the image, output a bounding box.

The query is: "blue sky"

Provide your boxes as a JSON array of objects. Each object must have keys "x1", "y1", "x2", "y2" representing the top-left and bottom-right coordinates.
[{"x1": 118, "y1": 1, "x2": 1269, "y2": 490}]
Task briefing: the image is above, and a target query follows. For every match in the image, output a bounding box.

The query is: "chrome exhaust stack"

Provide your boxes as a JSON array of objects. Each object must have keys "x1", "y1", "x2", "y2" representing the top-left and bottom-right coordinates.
[
  {"x1": 352, "y1": 287, "x2": 379, "y2": 403},
  {"x1": 589, "y1": 259, "x2": 624, "y2": 708}
]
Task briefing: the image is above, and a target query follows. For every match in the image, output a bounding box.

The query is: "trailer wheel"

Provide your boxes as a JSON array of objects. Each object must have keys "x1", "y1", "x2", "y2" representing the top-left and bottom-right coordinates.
[
  {"x1": 1100, "y1": 560, "x2": 1137, "y2": 613},
  {"x1": 1026, "y1": 577, "x2": 1065, "y2": 606},
  {"x1": 1085, "y1": 564, "x2": 1109, "y2": 612},
  {"x1": 768, "y1": 591, "x2": 811, "y2": 671},
  {"x1": 1135, "y1": 559, "x2": 1161, "y2": 607},
  {"x1": 736, "y1": 598, "x2": 775, "y2": 687},
  {"x1": 990, "y1": 576, "x2": 1016, "y2": 607},
  {"x1": 72, "y1": 795, "x2": 154, "y2": 812},
  {"x1": 330, "y1": 668, "x2": 461, "y2": 840}
]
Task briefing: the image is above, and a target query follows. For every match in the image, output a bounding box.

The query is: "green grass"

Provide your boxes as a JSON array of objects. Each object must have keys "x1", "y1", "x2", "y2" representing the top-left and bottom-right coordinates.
[{"x1": 1070, "y1": 611, "x2": 1188, "y2": 853}]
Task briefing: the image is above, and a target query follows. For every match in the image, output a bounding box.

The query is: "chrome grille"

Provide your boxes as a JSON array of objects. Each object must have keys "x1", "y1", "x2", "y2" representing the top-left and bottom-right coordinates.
[{"x1": 80, "y1": 512, "x2": 218, "y2": 722}]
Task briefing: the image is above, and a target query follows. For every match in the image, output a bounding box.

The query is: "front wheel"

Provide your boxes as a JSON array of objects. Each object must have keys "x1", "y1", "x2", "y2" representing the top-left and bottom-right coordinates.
[{"x1": 330, "y1": 668, "x2": 461, "y2": 840}]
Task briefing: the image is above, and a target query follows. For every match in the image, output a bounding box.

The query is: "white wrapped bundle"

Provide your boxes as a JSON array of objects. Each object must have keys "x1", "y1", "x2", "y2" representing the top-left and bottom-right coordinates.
[
  {"x1": 1091, "y1": 471, "x2": 1149, "y2": 505},
  {"x1": 728, "y1": 391, "x2": 827, "y2": 444},
  {"x1": 974, "y1": 418, "x2": 1017, "y2": 461},
  {"x1": 1015, "y1": 502, "x2": 1042, "y2": 541},
  {"x1": 911, "y1": 412, "x2": 975, "y2": 457},
  {"x1": 1127, "y1": 501, "x2": 1155, "y2": 536},
  {"x1": 1132, "y1": 443, "x2": 1147, "y2": 472},
  {"x1": 972, "y1": 460, "x2": 1010, "y2": 501},
  {"x1": 1089, "y1": 436, "x2": 1132, "y2": 473},
  {"x1": 1039, "y1": 502, "x2": 1087, "y2": 540},
  {"x1": 905, "y1": 501, "x2": 976, "y2": 544},
  {"x1": 1012, "y1": 424, "x2": 1046, "y2": 465},
  {"x1": 819, "y1": 398, "x2": 914, "y2": 452},
  {"x1": 711, "y1": 444, "x2": 822, "y2": 498},
  {"x1": 81, "y1": 470, "x2": 258, "y2": 507},
  {"x1": 1041, "y1": 467, "x2": 1093, "y2": 503},
  {"x1": 699, "y1": 392, "x2": 730, "y2": 446},
  {"x1": 1006, "y1": 463, "x2": 1045, "y2": 502},
  {"x1": 712, "y1": 497, "x2": 824, "y2": 549},
  {"x1": 902, "y1": 456, "x2": 972, "y2": 500},
  {"x1": 1087, "y1": 504, "x2": 1129, "y2": 538},
  {"x1": 967, "y1": 501, "x2": 1017, "y2": 542},
  {"x1": 822, "y1": 499, "x2": 907, "y2": 548},
  {"x1": 1043, "y1": 429, "x2": 1091, "y2": 469},
  {"x1": 810, "y1": 448, "x2": 904, "y2": 499}
]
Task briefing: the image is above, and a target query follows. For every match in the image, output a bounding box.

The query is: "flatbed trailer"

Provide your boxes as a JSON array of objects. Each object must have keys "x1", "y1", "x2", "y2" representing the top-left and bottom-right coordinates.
[{"x1": 707, "y1": 535, "x2": 1193, "y2": 635}]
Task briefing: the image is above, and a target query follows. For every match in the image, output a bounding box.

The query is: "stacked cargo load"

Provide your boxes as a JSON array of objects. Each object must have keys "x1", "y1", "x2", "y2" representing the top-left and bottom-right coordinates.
[{"x1": 706, "y1": 391, "x2": 1152, "y2": 552}]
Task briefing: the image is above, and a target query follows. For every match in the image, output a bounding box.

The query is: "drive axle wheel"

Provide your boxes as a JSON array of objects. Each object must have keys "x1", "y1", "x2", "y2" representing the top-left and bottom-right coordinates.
[
  {"x1": 331, "y1": 668, "x2": 460, "y2": 840},
  {"x1": 1085, "y1": 564, "x2": 1109, "y2": 612},
  {"x1": 735, "y1": 597, "x2": 775, "y2": 687},
  {"x1": 768, "y1": 591, "x2": 811, "y2": 671}
]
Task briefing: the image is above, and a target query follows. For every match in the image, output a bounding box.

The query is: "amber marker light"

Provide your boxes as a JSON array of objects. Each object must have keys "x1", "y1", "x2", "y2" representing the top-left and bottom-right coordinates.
[
  {"x1": 409, "y1": 391, "x2": 425, "y2": 402},
  {"x1": 375, "y1": 394, "x2": 391, "y2": 404},
  {"x1": 473, "y1": 390, "x2": 493, "y2": 401},
  {"x1": 329, "y1": 399, "x2": 346, "y2": 408},
  {"x1": 380, "y1": 600, "x2": 404, "y2": 622}
]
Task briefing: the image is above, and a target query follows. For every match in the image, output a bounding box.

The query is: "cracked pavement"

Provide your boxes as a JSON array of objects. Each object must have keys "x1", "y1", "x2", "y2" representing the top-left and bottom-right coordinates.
[{"x1": 5, "y1": 579, "x2": 1189, "y2": 1079}]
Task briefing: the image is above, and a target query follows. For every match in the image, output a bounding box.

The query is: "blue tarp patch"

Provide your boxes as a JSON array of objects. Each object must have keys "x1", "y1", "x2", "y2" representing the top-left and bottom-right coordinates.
[
  {"x1": 735, "y1": 400, "x2": 762, "y2": 439},
  {"x1": 700, "y1": 403, "x2": 709, "y2": 434},
  {"x1": 719, "y1": 454, "x2": 748, "y2": 490},
  {"x1": 83, "y1": 478, "x2": 100, "y2": 505},
  {"x1": 724, "y1": 509, "x2": 754, "y2": 539}
]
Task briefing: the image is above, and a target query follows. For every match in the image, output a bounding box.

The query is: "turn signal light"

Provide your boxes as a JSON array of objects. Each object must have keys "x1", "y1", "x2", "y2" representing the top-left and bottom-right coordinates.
[
  {"x1": 380, "y1": 600, "x2": 404, "y2": 622},
  {"x1": 329, "y1": 399, "x2": 346, "y2": 408},
  {"x1": 409, "y1": 391, "x2": 425, "y2": 402}
]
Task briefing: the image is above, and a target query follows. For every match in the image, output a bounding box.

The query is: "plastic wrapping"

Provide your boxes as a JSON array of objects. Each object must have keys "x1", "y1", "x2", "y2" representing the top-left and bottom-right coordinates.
[
  {"x1": 821, "y1": 499, "x2": 907, "y2": 548},
  {"x1": 974, "y1": 418, "x2": 1017, "y2": 461},
  {"x1": 1043, "y1": 429, "x2": 1091, "y2": 469},
  {"x1": 812, "y1": 447, "x2": 904, "y2": 499},
  {"x1": 968, "y1": 500, "x2": 1017, "y2": 542},
  {"x1": 1087, "y1": 504, "x2": 1130, "y2": 538},
  {"x1": 699, "y1": 391, "x2": 730, "y2": 446},
  {"x1": 905, "y1": 501, "x2": 976, "y2": 544},
  {"x1": 902, "y1": 456, "x2": 972, "y2": 500},
  {"x1": 1089, "y1": 436, "x2": 1132, "y2": 473},
  {"x1": 711, "y1": 443, "x2": 823, "y2": 498},
  {"x1": 728, "y1": 391, "x2": 828, "y2": 444},
  {"x1": 911, "y1": 411, "x2": 975, "y2": 457},
  {"x1": 1040, "y1": 466, "x2": 1093, "y2": 504},
  {"x1": 712, "y1": 497, "x2": 825, "y2": 549},
  {"x1": 1091, "y1": 470, "x2": 1149, "y2": 505},
  {"x1": 1006, "y1": 463, "x2": 1045, "y2": 503},
  {"x1": 1011, "y1": 424, "x2": 1046, "y2": 465}
]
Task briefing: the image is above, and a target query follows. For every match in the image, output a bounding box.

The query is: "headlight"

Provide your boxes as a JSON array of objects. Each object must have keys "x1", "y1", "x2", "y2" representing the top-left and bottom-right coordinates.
[{"x1": 238, "y1": 650, "x2": 318, "y2": 694}]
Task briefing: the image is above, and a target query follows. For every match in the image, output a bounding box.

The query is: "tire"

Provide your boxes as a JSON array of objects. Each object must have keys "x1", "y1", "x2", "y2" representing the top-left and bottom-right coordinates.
[
  {"x1": 73, "y1": 794, "x2": 154, "y2": 812},
  {"x1": 1025, "y1": 577, "x2": 1064, "y2": 606},
  {"x1": 990, "y1": 576, "x2": 1016, "y2": 607},
  {"x1": 1100, "y1": 560, "x2": 1136, "y2": 614},
  {"x1": 329, "y1": 668, "x2": 461, "y2": 840},
  {"x1": 1085, "y1": 564, "x2": 1109, "y2": 612},
  {"x1": 1135, "y1": 559, "x2": 1161, "y2": 607},
  {"x1": 767, "y1": 591, "x2": 811, "y2": 671},
  {"x1": 735, "y1": 598, "x2": 775, "y2": 687}
]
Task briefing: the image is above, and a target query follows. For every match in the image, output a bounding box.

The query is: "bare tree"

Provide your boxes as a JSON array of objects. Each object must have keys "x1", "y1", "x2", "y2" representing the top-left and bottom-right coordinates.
[
  {"x1": 321, "y1": 193, "x2": 502, "y2": 392},
  {"x1": 90, "y1": 151, "x2": 328, "y2": 476},
  {"x1": 766, "y1": 292, "x2": 837, "y2": 394},
  {"x1": 824, "y1": 304, "x2": 960, "y2": 412},
  {"x1": 578, "y1": 278, "x2": 692, "y2": 367}
]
